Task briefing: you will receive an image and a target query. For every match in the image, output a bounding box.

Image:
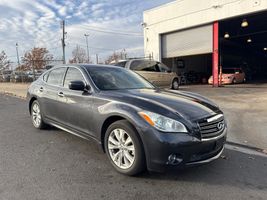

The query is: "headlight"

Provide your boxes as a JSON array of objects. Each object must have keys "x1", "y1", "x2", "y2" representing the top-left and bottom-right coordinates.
[{"x1": 138, "y1": 111, "x2": 187, "y2": 133}]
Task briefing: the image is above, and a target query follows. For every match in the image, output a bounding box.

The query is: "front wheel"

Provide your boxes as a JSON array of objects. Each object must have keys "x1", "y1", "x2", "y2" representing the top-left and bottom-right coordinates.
[
  {"x1": 232, "y1": 78, "x2": 237, "y2": 84},
  {"x1": 104, "y1": 120, "x2": 145, "y2": 176},
  {"x1": 31, "y1": 100, "x2": 47, "y2": 129},
  {"x1": 172, "y1": 78, "x2": 179, "y2": 90}
]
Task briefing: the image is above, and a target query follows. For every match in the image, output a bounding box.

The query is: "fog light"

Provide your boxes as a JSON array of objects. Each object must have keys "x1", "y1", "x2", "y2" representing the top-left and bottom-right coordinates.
[{"x1": 167, "y1": 154, "x2": 183, "y2": 165}]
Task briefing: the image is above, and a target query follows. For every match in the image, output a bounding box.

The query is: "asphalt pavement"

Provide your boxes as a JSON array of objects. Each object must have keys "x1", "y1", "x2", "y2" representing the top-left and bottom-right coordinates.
[{"x1": 0, "y1": 94, "x2": 267, "y2": 200}]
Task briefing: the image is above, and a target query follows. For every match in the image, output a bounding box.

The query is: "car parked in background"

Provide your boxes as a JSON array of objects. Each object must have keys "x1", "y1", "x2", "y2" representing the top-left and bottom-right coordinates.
[
  {"x1": 208, "y1": 68, "x2": 246, "y2": 85},
  {"x1": 27, "y1": 64, "x2": 227, "y2": 175},
  {"x1": 111, "y1": 59, "x2": 180, "y2": 89},
  {"x1": 35, "y1": 69, "x2": 46, "y2": 80},
  {"x1": 0, "y1": 70, "x2": 12, "y2": 82},
  {"x1": 10, "y1": 71, "x2": 28, "y2": 83},
  {"x1": 45, "y1": 65, "x2": 54, "y2": 70}
]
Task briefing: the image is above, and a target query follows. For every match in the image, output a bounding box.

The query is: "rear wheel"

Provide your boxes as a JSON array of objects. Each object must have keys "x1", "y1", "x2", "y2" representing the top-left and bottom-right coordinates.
[
  {"x1": 104, "y1": 120, "x2": 145, "y2": 176},
  {"x1": 232, "y1": 78, "x2": 237, "y2": 84},
  {"x1": 31, "y1": 100, "x2": 47, "y2": 129},
  {"x1": 172, "y1": 78, "x2": 179, "y2": 90}
]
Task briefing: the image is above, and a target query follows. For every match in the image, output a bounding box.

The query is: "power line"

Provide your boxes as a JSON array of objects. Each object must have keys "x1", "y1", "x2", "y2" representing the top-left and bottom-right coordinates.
[
  {"x1": 76, "y1": 25, "x2": 143, "y2": 37},
  {"x1": 79, "y1": 24, "x2": 142, "y2": 35},
  {"x1": 68, "y1": 43, "x2": 114, "y2": 51}
]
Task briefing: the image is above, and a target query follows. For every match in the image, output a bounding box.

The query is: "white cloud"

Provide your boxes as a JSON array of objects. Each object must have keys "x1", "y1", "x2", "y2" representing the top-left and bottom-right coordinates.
[{"x1": 0, "y1": 0, "x2": 174, "y2": 64}]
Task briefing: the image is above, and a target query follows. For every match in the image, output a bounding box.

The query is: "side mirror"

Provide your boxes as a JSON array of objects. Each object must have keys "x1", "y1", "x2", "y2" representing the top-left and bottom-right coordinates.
[
  {"x1": 167, "y1": 69, "x2": 172, "y2": 73},
  {"x1": 69, "y1": 80, "x2": 87, "y2": 91}
]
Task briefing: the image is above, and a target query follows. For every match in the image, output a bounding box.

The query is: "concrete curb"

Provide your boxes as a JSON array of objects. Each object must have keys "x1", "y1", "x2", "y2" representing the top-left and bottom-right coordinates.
[
  {"x1": 0, "y1": 91, "x2": 26, "y2": 100},
  {"x1": 226, "y1": 141, "x2": 267, "y2": 155}
]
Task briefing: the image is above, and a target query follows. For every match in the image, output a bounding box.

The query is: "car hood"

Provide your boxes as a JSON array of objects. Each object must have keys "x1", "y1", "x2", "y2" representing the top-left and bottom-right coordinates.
[{"x1": 102, "y1": 89, "x2": 220, "y2": 121}]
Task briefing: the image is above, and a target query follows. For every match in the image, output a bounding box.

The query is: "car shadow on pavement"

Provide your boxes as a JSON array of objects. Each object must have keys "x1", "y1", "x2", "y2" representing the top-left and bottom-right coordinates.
[{"x1": 138, "y1": 148, "x2": 267, "y2": 190}]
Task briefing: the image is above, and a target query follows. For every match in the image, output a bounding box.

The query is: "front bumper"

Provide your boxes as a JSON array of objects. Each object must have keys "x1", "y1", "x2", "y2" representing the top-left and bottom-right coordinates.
[{"x1": 140, "y1": 126, "x2": 227, "y2": 172}]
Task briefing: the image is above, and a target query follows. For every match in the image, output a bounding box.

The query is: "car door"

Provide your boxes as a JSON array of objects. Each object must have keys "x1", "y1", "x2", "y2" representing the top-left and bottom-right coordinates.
[
  {"x1": 157, "y1": 62, "x2": 173, "y2": 87},
  {"x1": 40, "y1": 67, "x2": 67, "y2": 122},
  {"x1": 58, "y1": 67, "x2": 94, "y2": 135}
]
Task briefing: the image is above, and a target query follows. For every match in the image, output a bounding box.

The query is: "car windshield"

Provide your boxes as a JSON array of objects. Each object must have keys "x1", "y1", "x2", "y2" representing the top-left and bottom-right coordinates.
[
  {"x1": 86, "y1": 66, "x2": 155, "y2": 90},
  {"x1": 223, "y1": 69, "x2": 236, "y2": 74}
]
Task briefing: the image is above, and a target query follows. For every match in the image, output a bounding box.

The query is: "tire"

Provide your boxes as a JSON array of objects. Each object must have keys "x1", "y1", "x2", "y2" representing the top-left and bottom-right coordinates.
[
  {"x1": 232, "y1": 78, "x2": 237, "y2": 84},
  {"x1": 172, "y1": 78, "x2": 179, "y2": 90},
  {"x1": 31, "y1": 100, "x2": 47, "y2": 129},
  {"x1": 104, "y1": 120, "x2": 146, "y2": 176}
]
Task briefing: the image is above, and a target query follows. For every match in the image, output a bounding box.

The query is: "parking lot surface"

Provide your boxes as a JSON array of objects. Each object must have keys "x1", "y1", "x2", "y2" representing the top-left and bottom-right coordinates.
[
  {"x1": 0, "y1": 93, "x2": 267, "y2": 200},
  {"x1": 181, "y1": 84, "x2": 267, "y2": 150}
]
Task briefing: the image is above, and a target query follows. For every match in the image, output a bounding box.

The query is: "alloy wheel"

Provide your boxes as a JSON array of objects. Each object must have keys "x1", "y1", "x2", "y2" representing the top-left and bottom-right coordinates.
[
  {"x1": 32, "y1": 103, "x2": 42, "y2": 127},
  {"x1": 107, "y1": 128, "x2": 135, "y2": 169}
]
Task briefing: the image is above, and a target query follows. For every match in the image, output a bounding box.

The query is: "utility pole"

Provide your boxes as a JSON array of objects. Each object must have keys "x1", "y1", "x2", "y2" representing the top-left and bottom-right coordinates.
[
  {"x1": 84, "y1": 34, "x2": 90, "y2": 63},
  {"x1": 61, "y1": 20, "x2": 66, "y2": 64},
  {"x1": 96, "y1": 54, "x2": 98, "y2": 64},
  {"x1": 15, "y1": 43, "x2": 20, "y2": 67},
  {"x1": 16, "y1": 43, "x2": 24, "y2": 82}
]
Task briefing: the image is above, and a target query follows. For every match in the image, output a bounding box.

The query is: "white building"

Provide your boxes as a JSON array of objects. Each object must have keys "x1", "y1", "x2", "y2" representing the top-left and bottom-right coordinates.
[{"x1": 143, "y1": 0, "x2": 267, "y2": 86}]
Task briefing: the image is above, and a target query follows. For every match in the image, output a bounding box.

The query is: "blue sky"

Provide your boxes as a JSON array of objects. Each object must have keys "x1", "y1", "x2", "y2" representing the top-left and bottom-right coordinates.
[{"x1": 0, "y1": 0, "x2": 173, "y2": 64}]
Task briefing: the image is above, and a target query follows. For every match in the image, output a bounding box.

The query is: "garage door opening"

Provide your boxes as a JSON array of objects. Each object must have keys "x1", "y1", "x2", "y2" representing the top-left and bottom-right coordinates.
[
  {"x1": 219, "y1": 11, "x2": 267, "y2": 83},
  {"x1": 162, "y1": 54, "x2": 212, "y2": 84},
  {"x1": 161, "y1": 24, "x2": 213, "y2": 85}
]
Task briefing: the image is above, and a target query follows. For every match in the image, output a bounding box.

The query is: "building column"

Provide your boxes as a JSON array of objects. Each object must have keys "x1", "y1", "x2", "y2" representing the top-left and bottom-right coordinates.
[{"x1": 213, "y1": 21, "x2": 219, "y2": 87}]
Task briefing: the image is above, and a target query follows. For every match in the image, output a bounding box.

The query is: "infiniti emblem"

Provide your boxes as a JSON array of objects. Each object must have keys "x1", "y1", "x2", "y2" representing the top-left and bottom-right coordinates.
[{"x1": 217, "y1": 122, "x2": 224, "y2": 130}]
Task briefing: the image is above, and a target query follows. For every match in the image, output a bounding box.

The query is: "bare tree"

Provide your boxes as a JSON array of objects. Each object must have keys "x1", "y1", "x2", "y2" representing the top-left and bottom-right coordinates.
[
  {"x1": 69, "y1": 45, "x2": 88, "y2": 64},
  {"x1": 22, "y1": 47, "x2": 53, "y2": 71},
  {"x1": 104, "y1": 50, "x2": 127, "y2": 64},
  {"x1": 0, "y1": 51, "x2": 10, "y2": 71}
]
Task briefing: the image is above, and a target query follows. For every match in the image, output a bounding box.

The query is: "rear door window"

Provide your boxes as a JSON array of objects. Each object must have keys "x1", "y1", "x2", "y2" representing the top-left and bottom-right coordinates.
[{"x1": 47, "y1": 68, "x2": 66, "y2": 86}]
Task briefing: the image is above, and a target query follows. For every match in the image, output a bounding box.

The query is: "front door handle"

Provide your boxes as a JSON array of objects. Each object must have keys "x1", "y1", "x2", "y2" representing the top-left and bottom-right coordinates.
[
  {"x1": 57, "y1": 92, "x2": 64, "y2": 97},
  {"x1": 39, "y1": 87, "x2": 44, "y2": 92}
]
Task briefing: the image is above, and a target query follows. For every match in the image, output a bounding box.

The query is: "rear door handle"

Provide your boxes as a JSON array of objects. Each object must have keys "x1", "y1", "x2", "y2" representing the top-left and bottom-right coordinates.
[
  {"x1": 39, "y1": 87, "x2": 44, "y2": 92},
  {"x1": 57, "y1": 92, "x2": 64, "y2": 97}
]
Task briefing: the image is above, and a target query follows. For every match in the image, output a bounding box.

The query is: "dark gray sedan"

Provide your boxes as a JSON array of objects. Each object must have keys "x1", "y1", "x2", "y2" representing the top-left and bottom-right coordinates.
[{"x1": 27, "y1": 64, "x2": 227, "y2": 175}]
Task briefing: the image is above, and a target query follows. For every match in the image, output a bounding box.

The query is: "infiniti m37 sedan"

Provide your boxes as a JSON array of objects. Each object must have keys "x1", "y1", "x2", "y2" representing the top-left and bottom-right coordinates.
[{"x1": 27, "y1": 64, "x2": 227, "y2": 175}]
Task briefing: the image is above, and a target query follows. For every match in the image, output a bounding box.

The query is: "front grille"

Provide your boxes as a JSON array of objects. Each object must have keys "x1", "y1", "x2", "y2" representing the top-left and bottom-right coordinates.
[{"x1": 198, "y1": 115, "x2": 225, "y2": 139}]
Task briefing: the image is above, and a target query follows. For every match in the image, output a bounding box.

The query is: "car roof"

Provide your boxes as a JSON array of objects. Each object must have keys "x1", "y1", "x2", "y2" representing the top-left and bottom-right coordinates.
[
  {"x1": 82, "y1": 64, "x2": 127, "y2": 70},
  {"x1": 51, "y1": 64, "x2": 123, "y2": 70}
]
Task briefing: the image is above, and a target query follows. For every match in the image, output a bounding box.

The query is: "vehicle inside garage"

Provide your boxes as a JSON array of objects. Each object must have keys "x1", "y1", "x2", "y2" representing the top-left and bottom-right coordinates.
[{"x1": 219, "y1": 11, "x2": 267, "y2": 82}]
